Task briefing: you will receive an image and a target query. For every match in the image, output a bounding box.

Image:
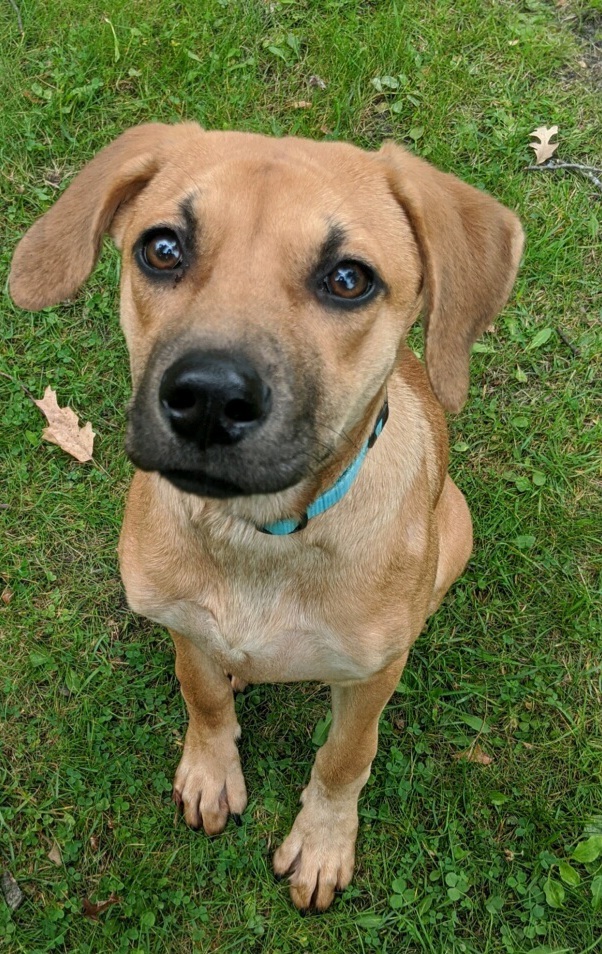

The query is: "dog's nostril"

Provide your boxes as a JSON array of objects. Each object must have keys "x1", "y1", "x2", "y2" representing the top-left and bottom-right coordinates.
[
  {"x1": 164, "y1": 387, "x2": 197, "y2": 412},
  {"x1": 223, "y1": 398, "x2": 260, "y2": 423}
]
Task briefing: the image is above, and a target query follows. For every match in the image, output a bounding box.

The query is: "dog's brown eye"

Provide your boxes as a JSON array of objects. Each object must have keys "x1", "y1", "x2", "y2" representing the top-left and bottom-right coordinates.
[
  {"x1": 143, "y1": 232, "x2": 183, "y2": 270},
  {"x1": 324, "y1": 262, "x2": 372, "y2": 300}
]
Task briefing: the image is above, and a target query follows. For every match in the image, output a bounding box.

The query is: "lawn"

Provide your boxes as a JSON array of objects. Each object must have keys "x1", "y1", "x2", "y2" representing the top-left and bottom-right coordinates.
[{"x1": 1, "y1": 0, "x2": 601, "y2": 951}]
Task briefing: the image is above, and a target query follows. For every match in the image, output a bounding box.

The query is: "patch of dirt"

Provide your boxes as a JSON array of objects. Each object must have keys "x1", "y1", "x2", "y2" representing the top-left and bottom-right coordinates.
[
  {"x1": 352, "y1": 101, "x2": 395, "y2": 147},
  {"x1": 565, "y1": 7, "x2": 602, "y2": 88},
  {"x1": 579, "y1": 11, "x2": 602, "y2": 82}
]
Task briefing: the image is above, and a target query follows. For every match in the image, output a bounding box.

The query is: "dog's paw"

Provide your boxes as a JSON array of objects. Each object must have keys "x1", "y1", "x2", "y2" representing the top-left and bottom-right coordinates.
[
  {"x1": 273, "y1": 790, "x2": 359, "y2": 911},
  {"x1": 173, "y1": 732, "x2": 247, "y2": 836}
]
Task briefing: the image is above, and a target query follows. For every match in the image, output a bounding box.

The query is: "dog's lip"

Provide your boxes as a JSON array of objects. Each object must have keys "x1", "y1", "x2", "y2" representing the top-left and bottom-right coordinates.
[{"x1": 160, "y1": 469, "x2": 246, "y2": 499}]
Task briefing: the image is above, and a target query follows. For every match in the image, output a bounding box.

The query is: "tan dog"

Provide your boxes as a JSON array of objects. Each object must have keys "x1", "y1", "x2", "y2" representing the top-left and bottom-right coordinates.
[{"x1": 10, "y1": 123, "x2": 523, "y2": 912}]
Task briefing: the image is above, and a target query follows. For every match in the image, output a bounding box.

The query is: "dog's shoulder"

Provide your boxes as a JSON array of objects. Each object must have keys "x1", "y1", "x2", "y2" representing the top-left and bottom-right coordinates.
[{"x1": 395, "y1": 346, "x2": 449, "y2": 505}]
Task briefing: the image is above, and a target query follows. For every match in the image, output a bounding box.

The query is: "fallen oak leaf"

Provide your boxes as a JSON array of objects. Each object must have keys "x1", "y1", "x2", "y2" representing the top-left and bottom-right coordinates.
[
  {"x1": 34, "y1": 387, "x2": 95, "y2": 463},
  {"x1": 529, "y1": 125, "x2": 559, "y2": 164},
  {"x1": 453, "y1": 743, "x2": 494, "y2": 765},
  {"x1": 47, "y1": 843, "x2": 62, "y2": 866},
  {"x1": 82, "y1": 894, "x2": 120, "y2": 920}
]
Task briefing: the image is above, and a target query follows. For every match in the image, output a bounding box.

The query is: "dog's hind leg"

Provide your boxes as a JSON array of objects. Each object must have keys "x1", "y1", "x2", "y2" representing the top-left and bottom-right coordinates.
[
  {"x1": 273, "y1": 654, "x2": 408, "y2": 911},
  {"x1": 171, "y1": 631, "x2": 247, "y2": 835}
]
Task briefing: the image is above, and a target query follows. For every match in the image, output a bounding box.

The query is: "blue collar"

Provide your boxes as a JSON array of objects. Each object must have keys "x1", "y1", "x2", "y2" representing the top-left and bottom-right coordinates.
[{"x1": 259, "y1": 399, "x2": 389, "y2": 535}]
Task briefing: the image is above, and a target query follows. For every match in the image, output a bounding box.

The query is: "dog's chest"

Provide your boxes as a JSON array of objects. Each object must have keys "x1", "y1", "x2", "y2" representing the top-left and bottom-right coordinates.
[
  {"x1": 133, "y1": 531, "x2": 386, "y2": 684},
  {"x1": 159, "y1": 594, "x2": 374, "y2": 683}
]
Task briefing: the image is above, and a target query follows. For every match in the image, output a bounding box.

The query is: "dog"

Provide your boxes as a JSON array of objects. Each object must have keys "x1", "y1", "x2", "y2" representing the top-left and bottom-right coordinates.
[{"x1": 10, "y1": 123, "x2": 523, "y2": 912}]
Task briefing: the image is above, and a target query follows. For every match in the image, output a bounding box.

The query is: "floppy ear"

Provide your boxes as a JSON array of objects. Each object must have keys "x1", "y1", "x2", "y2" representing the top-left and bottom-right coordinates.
[
  {"x1": 10, "y1": 122, "x2": 198, "y2": 312},
  {"x1": 379, "y1": 143, "x2": 524, "y2": 412}
]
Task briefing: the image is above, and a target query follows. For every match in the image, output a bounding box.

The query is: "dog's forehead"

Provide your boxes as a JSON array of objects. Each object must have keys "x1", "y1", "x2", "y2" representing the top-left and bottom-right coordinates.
[
  {"x1": 134, "y1": 131, "x2": 410, "y2": 260},
  {"x1": 167, "y1": 129, "x2": 375, "y2": 183}
]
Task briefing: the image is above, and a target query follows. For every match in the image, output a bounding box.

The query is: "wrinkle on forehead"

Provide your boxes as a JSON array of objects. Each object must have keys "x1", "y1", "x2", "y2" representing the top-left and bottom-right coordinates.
[
  {"x1": 199, "y1": 155, "x2": 340, "y2": 227},
  {"x1": 184, "y1": 159, "x2": 374, "y2": 256}
]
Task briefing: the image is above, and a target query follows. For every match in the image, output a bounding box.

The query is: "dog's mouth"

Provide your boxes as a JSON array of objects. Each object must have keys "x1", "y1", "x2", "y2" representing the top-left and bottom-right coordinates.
[
  {"x1": 159, "y1": 469, "x2": 247, "y2": 498},
  {"x1": 126, "y1": 427, "x2": 315, "y2": 498}
]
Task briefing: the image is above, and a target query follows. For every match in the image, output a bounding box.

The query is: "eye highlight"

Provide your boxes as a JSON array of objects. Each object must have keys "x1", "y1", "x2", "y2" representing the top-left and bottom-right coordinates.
[
  {"x1": 322, "y1": 261, "x2": 373, "y2": 301},
  {"x1": 141, "y1": 230, "x2": 183, "y2": 271}
]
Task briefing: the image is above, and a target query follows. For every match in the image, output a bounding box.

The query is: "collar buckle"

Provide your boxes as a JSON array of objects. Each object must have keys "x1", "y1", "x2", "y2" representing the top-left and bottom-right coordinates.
[{"x1": 367, "y1": 398, "x2": 389, "y2": 448}]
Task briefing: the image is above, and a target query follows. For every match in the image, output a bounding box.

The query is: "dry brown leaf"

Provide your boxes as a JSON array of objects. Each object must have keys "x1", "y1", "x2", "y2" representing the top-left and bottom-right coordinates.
[
  {"x1": 1, "y1": 588, "x2": 13, "y2": 605},
  {"x1": 82, "y1": 894, "x2": 120, "y2": 920},
  {"x1": 529, "y1": 125, "x2": 559, "y2": 164},
  {"x1": 453, "y1": 743, "x2": 493, "y2": 765},
  {"x1": 47, "y1": 843, "x2": 62, "y2": 866},
  {"x1": 34, "y1": 387, "x2": 95, "y2": 462}
]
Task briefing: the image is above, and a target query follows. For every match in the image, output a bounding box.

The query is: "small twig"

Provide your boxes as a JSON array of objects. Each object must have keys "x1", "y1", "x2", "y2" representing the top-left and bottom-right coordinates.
[
  {"x1": 0, "y1": 370, "x2": 36, "y2": 402},
  {"x1": 526, "y1": 158, "x2": 602, "y2": 193},
  {"x1": 8, "y1": 0, "x2": 24, "y2": 35},
  {"x1": 525, "y1": 161, "x2": 602, "y2": 174},
  {"x1": 557, "y1": 328, "x2": 581, "y2": 358}
]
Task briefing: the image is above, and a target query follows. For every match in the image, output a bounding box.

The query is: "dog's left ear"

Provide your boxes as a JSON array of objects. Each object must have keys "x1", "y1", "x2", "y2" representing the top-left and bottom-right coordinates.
[{"x1": 379, "y1": 143, "x2": 524, "y2": 412}]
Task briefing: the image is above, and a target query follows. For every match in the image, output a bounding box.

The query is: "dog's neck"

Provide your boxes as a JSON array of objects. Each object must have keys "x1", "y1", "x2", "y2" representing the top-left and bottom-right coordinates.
[{"x1": 258, "y1": 397, "x2": 389, "y2": 536}]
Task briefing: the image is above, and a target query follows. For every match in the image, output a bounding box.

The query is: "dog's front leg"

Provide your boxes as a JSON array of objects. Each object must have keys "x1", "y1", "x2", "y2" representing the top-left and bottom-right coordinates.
[
  {"x1": 171, "y1": 630, "x2": 247, "y2": 834},
  {"x1": 274, "y1": 654, "x2": 408, "y2": 911}
]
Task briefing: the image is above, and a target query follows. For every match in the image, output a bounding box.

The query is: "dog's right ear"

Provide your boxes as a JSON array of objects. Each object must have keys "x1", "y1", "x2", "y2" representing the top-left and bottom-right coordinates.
[{"x1": 10, "y1": 123, "x2": 196, "y2": 311}]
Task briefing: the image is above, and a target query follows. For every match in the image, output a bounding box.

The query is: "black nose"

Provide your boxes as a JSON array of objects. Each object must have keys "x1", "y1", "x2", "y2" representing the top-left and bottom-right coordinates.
[{"x1": 159, "y1": 350, "x2": 271, "y2": 445}]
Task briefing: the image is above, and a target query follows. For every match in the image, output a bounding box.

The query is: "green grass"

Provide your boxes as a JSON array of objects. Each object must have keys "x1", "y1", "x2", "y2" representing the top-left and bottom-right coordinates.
[{"x1": 1, "y1": 0, "x2": 601, "y2": 951}]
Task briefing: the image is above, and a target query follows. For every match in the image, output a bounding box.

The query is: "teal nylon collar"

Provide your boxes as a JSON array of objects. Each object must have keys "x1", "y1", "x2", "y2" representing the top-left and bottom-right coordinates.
[{"x1": 259, "y1": 398, "x2": 389, "y2": 535}]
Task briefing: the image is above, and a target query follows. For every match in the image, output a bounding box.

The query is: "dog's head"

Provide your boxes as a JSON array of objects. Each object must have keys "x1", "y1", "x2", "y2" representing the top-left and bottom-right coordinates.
[{"x1": 10, "y1": 123, "x2": 523, "y2": 500}]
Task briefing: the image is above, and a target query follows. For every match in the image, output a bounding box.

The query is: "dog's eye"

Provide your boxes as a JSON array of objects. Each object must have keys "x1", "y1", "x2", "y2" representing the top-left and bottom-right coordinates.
[
  {"x1": 323, "y1": 261, "x2": 373, "y2": 300},
  {"x1": 143, "y1": 231, "x2": 183, "y2": 271}
]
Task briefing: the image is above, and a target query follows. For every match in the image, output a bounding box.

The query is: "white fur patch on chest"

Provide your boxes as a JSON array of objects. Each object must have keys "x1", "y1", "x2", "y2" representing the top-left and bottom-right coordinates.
[{"x1": 136, "y1": 584, "x2": 382, "y2": 684}]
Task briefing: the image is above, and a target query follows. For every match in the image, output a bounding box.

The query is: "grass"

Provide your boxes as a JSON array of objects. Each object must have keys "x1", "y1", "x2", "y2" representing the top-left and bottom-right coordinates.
[{"x1": 0, "y1": 0, "x2": 601, "y2": 951}]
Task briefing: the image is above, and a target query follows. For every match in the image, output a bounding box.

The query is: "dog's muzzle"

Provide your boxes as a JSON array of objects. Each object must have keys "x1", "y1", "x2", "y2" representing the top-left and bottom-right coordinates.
[{"x1": 126, "y1": 342, "x2": 319, "y2": 498}]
